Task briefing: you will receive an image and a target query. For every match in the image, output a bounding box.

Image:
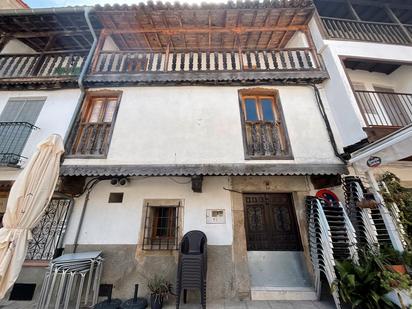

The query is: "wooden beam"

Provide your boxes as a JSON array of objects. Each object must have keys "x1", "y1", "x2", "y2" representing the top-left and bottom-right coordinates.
[
  {"x1": 91, "y1": 31, "x2": 108, "y2": 73},
  {"x1": 106, "y1": 25, "x2": 307, "y2": 36},
  {"x1": 385, "y1": 4, "x2": 412, "y2": 43},
  {"x1": 10, "y1": 30, "x2": 91, "y2": 39},
  {"x1": 346, "y1": 0, "x2": 361, "y2": 21}
]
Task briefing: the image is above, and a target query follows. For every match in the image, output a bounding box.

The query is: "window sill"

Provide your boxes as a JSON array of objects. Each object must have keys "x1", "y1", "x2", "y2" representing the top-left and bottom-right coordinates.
[{"x1": 23, "y1": 260, "x2": 49, "y2": 267}]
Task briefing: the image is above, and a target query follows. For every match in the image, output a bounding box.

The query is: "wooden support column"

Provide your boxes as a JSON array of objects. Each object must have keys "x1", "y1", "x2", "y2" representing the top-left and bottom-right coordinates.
[
  {"x1": 304, "y1": 29, "x2": 321, "y2": 69},
  {"x1": 385, "y1": 4, "x2": 412, "y2": 43},
  {"x1": 91, "y1": 30, "x2": 108, "y2": 73},
  {"x1": 237, "y1": 35, "x2": 244, "y2": 71},
  {"x1": 346, "y1": 0, "x2": 361, "y2": 21},
  {"x1": 163, "y1": 43, "x2": 170, "y2": 72},
  {"x1": 31, "y1": 35, "x2": 56, "y2": 76},
  {"x1": 0, "y1": 36, "x2": 10, "y2": 51}
]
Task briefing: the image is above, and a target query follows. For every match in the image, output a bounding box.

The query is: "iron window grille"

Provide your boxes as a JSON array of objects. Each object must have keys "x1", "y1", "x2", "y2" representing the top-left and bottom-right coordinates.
[
  {"x1": 142, "y1": 202, "x2": 181, "y2": 250},
  {"x1": 26, "y1": 197, "x2": 72, "y2": 260}
]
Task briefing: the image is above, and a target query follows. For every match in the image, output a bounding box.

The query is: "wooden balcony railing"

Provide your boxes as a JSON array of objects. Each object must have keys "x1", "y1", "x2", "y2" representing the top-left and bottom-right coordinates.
[
  {"x1": 69, "y1": 122, "x2": 112, "y2": 157},
  {"x1": 321, "y1": 17, "x2": 412, "y2": 45},
  {"x1": 0, "y1": 50, "x2": 87, "y2": 79},
  {"x1": 244, "y1": 122, "x2": 289, "y2": 158},
  {"x1": 354, "y1": 90, "x2": 412, "y2": 127},
  {"x1": 92, "y1": 48, "x2": 319, "y2": 74}
]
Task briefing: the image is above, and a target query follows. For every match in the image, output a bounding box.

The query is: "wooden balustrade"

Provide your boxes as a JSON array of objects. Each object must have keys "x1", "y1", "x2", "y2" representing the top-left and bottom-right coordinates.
[
  {"x1": 354, "y1": 90, "x2": 412, "y2": 127},
  {"x1": 321, "y1": 17, "x2": 412, "y2": 45},
  {"x1": 69, "y1": 122, "x2": 112, "y2": 157},
  {"x1": 92, "y1": 48, "x2": 318, "y2": 74},
  {"x1": 0, "y1": 51, "x2": 87, "y2": 79},
  {"x1": 244, "y1": 122, "x2": 286, "y2": 158}
]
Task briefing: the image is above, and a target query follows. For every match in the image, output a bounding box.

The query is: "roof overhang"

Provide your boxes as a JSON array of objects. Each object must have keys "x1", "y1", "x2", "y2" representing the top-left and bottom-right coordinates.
[
  {"x1": 349, "y1": 124, "x2": 412, "y2": 171},
  {"x1": 60, "y1": 163, "x2": 347, "y2": 177}
]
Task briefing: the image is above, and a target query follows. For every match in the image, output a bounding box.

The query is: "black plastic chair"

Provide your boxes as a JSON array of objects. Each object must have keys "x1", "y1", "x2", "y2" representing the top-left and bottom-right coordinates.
[{"x1": 176, "y1": 230, "x2": 207, "y2": 309}]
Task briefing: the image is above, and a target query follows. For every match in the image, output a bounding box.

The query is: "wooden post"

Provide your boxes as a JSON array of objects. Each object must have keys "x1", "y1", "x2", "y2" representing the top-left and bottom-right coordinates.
[
  {"x1": 0, "y1": 36, "x2": 10, "y2": 52},
  {"x1": 31, "y1": 35, "x2": 56, "y2": 76},
  {"x1": 237, "y1": 34, "x2": 244, "y2": 71},
  {"x1": 385, "y1": 5, "x2": 412, "y2": 44},
  {"x1": 304, "y1": 29, "x2": 321, "y2": 69},
  {"x1": 346, "y1": 0, "x2": 361, "y2": 21},
  {"x1": 163, "y1": 43, "x2": 170, "y2": 72},
  {"x1": 90, "y1": 30, "x2": 108, "y2": 73}
]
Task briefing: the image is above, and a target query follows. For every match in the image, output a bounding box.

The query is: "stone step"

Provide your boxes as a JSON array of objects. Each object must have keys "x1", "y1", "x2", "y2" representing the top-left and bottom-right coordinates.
[{"x1": 251, "y1": 287, "x2": 317, "y2": 301}]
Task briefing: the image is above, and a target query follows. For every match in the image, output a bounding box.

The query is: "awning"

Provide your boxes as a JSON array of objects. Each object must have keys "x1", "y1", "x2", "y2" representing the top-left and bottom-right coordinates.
[
  {"x1": 349, "y1": 124, "x2": 412, "y2": 171},
  {"x1": 60, "y1": 163, "x2": 347, "y2": 177}
]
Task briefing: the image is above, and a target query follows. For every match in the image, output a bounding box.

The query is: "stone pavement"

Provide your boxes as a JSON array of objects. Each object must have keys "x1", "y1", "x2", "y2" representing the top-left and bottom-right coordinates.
[{"x1": 0, "y1": 299, "x2": 336, "y2": 309}]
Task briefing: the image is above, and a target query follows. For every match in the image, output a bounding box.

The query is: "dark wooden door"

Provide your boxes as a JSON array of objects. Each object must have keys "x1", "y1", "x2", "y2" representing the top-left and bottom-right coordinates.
[{"x1": 244, "y1": 193, "x2": 302, "y2": 251}]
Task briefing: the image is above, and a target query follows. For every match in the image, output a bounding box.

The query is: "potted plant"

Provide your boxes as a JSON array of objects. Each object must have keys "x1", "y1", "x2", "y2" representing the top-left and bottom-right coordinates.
[
  {"x1": 357, "y1": 193, "x2": 378, "y2": 209},
  {"x1": 147, "y1": 275, "x2": 172, "y2": 309},
  {"x1": 381, "y1": 269, "x2": 412, "y2": 291},
  {"x1": 381, "y1": 246, "x2": 407, "y2": 274},
  {"x1": 333, "y1": 249, "x2": 396, "y2": 308}
]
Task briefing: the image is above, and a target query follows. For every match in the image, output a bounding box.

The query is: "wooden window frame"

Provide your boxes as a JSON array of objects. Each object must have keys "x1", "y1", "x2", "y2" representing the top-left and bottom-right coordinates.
[
  {"x1": 67, "y1": 90, "x2": 122, "y2": 159},
  {"x1": 238, "y1": 88, "x2": 293, "y2": 160}
]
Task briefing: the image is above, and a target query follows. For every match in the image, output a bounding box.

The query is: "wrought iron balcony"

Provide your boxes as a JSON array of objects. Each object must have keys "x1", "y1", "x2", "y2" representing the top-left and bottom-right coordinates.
[
  {"x1": 0, "y1": 122, "x2": 38, "y2": 166},
  {"x1": 0, "y1": 50, "x2": 87, "y2": 83},
  {"x1": 320, "y1": 17, "x2": 412, "y2": 45},
  {"x1": 354, "y1": 90, "x2": 412, "y2": 127}
]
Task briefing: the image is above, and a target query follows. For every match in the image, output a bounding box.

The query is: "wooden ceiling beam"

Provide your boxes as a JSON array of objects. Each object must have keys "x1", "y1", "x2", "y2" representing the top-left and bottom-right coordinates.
[
  {"x1": 106, "y1": 25, "x2": 307, "y2": 35},
  {"x1": 7, "y1": 30, "x2": 91, "y2": 39}
]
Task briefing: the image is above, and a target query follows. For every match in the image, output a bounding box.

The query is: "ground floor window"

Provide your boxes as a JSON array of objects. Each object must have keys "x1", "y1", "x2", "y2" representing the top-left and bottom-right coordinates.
[{"x1": 142, "y1": 201, "x2": 182, "y2": 250}]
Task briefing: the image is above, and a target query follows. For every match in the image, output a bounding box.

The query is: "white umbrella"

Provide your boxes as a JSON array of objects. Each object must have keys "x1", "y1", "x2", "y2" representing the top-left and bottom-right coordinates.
[{"x1": 0, "y1": 134, "x2": 64, "y2": 299}]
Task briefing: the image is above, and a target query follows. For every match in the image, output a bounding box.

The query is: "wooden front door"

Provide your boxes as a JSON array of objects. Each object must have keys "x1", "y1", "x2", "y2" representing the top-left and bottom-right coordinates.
[{"x1": 244, "y1": 193, "x2": 302, "y2": 251}]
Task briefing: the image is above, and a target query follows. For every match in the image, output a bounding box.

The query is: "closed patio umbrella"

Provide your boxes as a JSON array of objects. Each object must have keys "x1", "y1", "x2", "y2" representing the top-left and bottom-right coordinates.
[{"x1": 0, "y1": 134, "x2": 64, "y2": 299}]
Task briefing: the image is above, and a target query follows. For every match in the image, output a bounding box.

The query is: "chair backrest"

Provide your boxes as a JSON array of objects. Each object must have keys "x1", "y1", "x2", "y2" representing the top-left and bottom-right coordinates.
[{"x1": 180, "y1": 230, "x2": 207, "y2": 254}]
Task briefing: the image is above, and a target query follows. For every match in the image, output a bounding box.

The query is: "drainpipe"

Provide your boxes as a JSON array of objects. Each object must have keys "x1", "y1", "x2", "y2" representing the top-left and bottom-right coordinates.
[
  {"x1": 63, "y1": 6, "x2": 98, "y2": 144},
  {"x1": 312, "y1": 84, "x2": 347, "y2": 163}
]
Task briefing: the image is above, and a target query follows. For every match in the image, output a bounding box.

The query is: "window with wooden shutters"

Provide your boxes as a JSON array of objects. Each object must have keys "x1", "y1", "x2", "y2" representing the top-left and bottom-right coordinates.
[
  {"x1": 239, "y1": 89, "x2": 292, "y2": 159},
  {"x1": 68, "y1": 91, "x2": 121, "y2": 157},
  {"x1": 0, "y1": 97, "x2": 44, "y2": 165}
]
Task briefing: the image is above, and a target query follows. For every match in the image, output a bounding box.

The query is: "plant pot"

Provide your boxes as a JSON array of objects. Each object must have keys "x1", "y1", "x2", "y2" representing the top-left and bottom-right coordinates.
[
  {"x1": 385, "y1": 264, "x2": 407, "y2": 274},
  {"x1": 357, "y1": 199, "x2": 378, "y2": 209},
  {"x1": 150, "y1": 294, "x2": 163, "y2": 309}
]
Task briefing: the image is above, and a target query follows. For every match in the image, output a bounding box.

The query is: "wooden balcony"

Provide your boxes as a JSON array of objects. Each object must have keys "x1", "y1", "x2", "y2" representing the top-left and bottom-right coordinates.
[
  {"x1": 87, "y1": 48, "x2": 327, "y2": 85},
  {"x1": 244, "y1": 122, "x2": 291, "y2": 159},
  {"x1": 320, "y1": 17, "x2": 412, "y2": 45},
  {"x1": 0, "y1": 50, "x2": 87, "y2": 86},
  {"x1": 68, "y1": 122, "x2": 112, "y2": 158},
  {"x1": 354, "y1": 90, "x2": 412, "y2": 141}
]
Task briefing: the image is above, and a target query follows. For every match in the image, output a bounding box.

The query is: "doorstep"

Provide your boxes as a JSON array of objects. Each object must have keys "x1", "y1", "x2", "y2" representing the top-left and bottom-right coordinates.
[{"x1": 251, "y1": 287, "x2": 318, "y2": 301}]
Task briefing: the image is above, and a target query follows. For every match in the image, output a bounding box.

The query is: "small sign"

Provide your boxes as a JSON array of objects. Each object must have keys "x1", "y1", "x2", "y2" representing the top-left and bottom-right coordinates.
[
  {"x1": 206, "y1": 209, "x2": 225, "y2": 224},
  {"x1": 367, "y1": 156, "x2": 382, "y2": 167}
]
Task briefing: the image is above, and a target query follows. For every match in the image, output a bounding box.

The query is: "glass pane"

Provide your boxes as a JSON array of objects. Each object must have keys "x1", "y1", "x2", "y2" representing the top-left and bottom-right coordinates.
[
  {"x1": 88, "y1": 99, "x2": 104, "y2": 122},
  {"x1": 261, "y1": 98, "x2": 275, "y2": 121},
  {"x1": 245, "y1": 98, "x2": 258, "y2": 121},
  {"x1": 103, "y1": 99, "x2": 117, "y2": 122}
]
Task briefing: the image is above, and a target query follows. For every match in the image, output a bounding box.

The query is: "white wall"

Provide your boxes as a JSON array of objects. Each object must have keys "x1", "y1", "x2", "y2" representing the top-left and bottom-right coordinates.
[
  {"x1": 1, "y1": 39, "x2": 35, "y2": 54},
  {"x1": 309, "y1": 17, "x2": 412, "y2": 149},
  {"x1": 64, "y1": 85, "x2": 341, "y2": 166},
  {"x1": 0, "y1": 89, "x2": 81, "y2": 178},
  {"x1": 285, "y1": 31, "x2": 309, "y2": 48},
  {"x1": 63, "y1": 176, "x2": 233, "y2": 246}
]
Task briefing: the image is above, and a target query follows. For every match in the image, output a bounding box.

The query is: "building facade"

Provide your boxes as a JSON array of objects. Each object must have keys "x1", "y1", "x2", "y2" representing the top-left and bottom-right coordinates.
[{"x1": 0, "y1": 0, "x2": 409, "y2": 307}]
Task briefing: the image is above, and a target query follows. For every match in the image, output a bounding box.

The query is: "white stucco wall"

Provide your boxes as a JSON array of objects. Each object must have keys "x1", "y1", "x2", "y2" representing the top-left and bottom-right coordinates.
[
  {"x1": 0, "y1": 89, "x2": 81, "y2": 179},
  {"x1": 64, "y1": 85, "x2": 341, "y2": 166},
  {"x1": 63, "y1": 176, "x2": 233, "y2": 246},
  {"x1": 285, "y1": 31, "x2": 309, "y2": 48},
  {"x1": 309, "y1": 17, "x2": 412, "y2": 149},
  {"x1": 1, "y1": 39, "x2": 35, "y2": 54}
]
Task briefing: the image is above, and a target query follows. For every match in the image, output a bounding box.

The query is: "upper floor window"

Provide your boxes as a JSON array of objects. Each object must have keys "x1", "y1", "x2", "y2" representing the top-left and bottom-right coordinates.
[
  {"x1": 0, "y1": 97, "x2": 44, "y2": 165},
  {"x1": 239, "y1": 89, "x2": 292, "y2": 159},
  {"x1": 68, "y1": 91, "x2": 121, "y2": 158}
]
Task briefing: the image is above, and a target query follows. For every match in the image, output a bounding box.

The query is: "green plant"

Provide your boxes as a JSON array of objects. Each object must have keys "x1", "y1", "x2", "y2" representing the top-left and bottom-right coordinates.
[
  {"x1": 333, "y1": 249, "x2": 396, "y2": 308},
  {"x1": 402, "y1": 251, "x2": 412, "y2": 267},
  {"x1": 147, "y1": 275, "x2": 172, "y2": 300},
  {"x1": 380, "y1": 245, "x2": 404, "y2": 265},
  {"x1": 381, "y1": 270, "x2": 412, "y2": 291},
  {"x1": 379, "y1": 172, "x2": 412, "y2": 248}
]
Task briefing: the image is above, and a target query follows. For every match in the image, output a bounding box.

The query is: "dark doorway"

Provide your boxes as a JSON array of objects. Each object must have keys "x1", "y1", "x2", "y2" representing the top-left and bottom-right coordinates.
[{"x1": 244, "y1": 193, "x2": 302, "y2": 251}]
